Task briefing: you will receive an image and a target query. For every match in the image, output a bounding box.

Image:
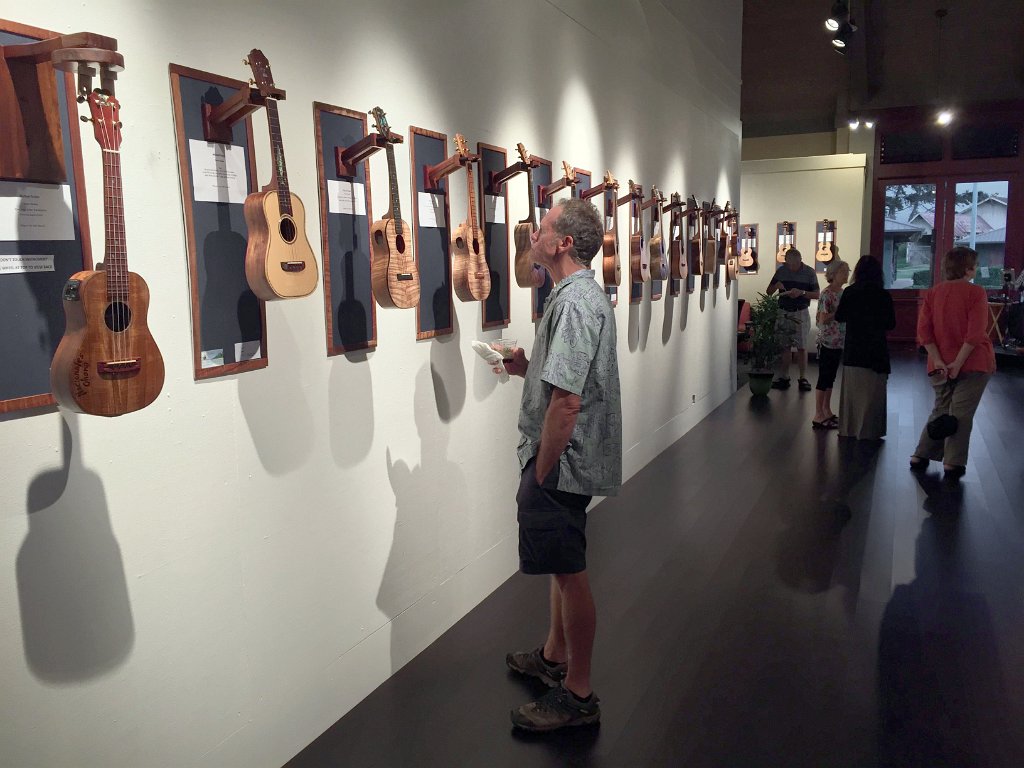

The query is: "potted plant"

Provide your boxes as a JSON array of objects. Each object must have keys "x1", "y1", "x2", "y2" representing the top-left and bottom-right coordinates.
[{"x1": 747, "y1": 292, "x2": 784, "y2": 396}]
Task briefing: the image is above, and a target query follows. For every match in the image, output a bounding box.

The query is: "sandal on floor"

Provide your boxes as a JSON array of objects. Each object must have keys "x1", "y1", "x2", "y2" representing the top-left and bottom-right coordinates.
[
  {"x1": 797, "y1": 378, "x2": 812, "y2": 391},
  {"x1": 812, "y1": 420, "x2": 826, "y2": 429},
  {"x1": 943, "y1": 464, "x2": 966, "y2": 479},
  {"x1": 821, "y1": 415, "x2": 839, "y2": 429},
  {"x1": 909, "y1": 456, "x2": 929, "y2": 471},
  {"x1": 771, "y1": 377, "x2": 791, "y2": 390}
]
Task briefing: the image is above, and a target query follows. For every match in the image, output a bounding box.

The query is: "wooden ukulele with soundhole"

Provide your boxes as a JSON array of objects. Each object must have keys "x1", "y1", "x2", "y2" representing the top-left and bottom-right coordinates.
[
  {"x1": 776, "y1": 220, "x2": 793, "y2": 263},
  {"x1": 451, "y1": 133, "x2": 490, "y2": 301},
  {"x1": 816, "y1": 219, "x2": 834, "y2": 262},
  {"x1": 242, "y1": 50, "x2": 319, "y2": 300},
  {"x1": 368, "y1": 106, "x2": 420, "y2": 308},
  {"x1": 628, "y1": 181, "x2": 649, "y2": 283},
  {"x1": 51, "y1": 87, "x2": 164, "y2": 416}
]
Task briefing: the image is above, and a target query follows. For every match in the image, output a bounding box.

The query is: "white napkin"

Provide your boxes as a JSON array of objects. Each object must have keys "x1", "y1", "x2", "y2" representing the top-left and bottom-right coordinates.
[{"x1": 471, "y1": 340, "x2": 509, "y2": 383}]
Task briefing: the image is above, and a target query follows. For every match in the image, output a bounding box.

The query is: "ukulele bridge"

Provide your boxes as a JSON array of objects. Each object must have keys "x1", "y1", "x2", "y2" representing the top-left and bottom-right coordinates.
[
  {"x1": 397, "y1": 273, "x2": 414, "y2": 281},
  {"x1": 98, "y1": 359, "x2": 141, "y2": 376},
  {"x1": 280, "y1": 261, "x2": 307, "y2": 272}
]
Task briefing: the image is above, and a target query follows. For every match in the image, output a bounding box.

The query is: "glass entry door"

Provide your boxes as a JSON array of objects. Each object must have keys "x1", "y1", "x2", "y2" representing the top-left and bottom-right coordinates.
[{"x1": 949, "y1": 179, "x2": 1009, "y2": 289}]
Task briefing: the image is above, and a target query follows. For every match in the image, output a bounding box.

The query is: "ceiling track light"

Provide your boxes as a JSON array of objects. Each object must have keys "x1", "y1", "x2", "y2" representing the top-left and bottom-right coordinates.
[
  {"x1": 832, "y1": 18, "x2": 856, "y2": 52},
  {"x1": 848, "y1": 119, "x2": 860, "y2": 130},
  {"x1": 826, "y1": 0, "x2": 849, "y2": 32}
]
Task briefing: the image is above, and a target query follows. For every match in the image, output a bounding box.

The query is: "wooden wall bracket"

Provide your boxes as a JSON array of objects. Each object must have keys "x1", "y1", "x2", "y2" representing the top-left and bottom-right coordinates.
[
  {"x1": 579, "y1": 182, "x2": 607, "y2": 201},
  {"x1": 202, "y1": 64, "x2": 283, "y2": 144},
  {"x1": 334, "y1": 132, "x2": 398, "y2": 178},
  {"x1": 539, "y1": 175, "x2": 574, "y2": 206},
  {"x1": 487, "y1": 159, "x2": 533, "y2": 194},
  {"x1": 2, "y1": 31, "x2": 116, "y2": 63},
  {"x1": 423, "y1": 149, "x2": 469, "y2": 191}
]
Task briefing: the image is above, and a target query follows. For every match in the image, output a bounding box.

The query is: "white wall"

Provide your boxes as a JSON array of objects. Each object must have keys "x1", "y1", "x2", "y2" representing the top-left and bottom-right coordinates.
[
  {"x1": 0, "y1": 1, "x2": 741, "y2": 765},
  {"x1": 738, "y1": 154, "x2": 868, "y2": 308}
]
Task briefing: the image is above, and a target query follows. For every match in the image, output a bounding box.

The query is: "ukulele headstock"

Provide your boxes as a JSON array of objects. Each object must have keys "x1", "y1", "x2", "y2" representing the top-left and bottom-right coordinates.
[
  {"x1": 85, "y1": 90, "x2": 122, "y2": 151},
  {"x1": 517, "y1": 142, "x2": 530, "y2": 164},
  {"x1": 604, "y1": 171, "x2": 618, "y2": 191},
  {"x1": 245, "y1": 49, "x2": 282, "y2": 99},
  {"x1": 455, "y1": 133, "x2": 471, "y2": 159},
  {"x1": 371, "y1": 106, "x2": 394, "y2": 142},
  {"x1": 562, "y1": 161, "x2": 577, "y2": 185}
]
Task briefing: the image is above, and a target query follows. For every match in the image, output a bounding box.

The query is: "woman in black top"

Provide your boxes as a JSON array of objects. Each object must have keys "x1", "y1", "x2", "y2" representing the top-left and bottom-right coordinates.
[{"x1": 834, "y1": 256, "x2": 896, "y2": 440}]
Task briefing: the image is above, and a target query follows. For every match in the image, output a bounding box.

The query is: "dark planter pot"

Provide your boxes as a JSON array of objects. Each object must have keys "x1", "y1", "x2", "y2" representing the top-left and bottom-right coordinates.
[{"x1": 749, "y1": 371, "x2": 774, "y2": 396}]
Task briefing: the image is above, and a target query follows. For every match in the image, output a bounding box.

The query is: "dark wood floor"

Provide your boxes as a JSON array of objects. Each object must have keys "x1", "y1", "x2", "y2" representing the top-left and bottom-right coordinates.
[{"x1": 287, "y1": 352, "x2": 1024, "y2": 768}]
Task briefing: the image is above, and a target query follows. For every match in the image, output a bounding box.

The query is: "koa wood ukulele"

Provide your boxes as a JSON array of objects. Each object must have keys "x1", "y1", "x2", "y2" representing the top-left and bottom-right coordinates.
[
  {"x1": 512, "y1": 143, "x2": 544, "y2": 288},
  {"x1": 51, "y1": 88, "x2": 164, "y2": 416},
  {"x1": 451, "y1": 134, "x2": 490, "y2": 302},
  {"x1": 601, "y1": 172, "x2": 621, "y2": 286},
  {"x1": 242, "y1": 49, "x2": 319, "y2": 300},
  {"x1": 668, "y1": 192, "x2": 688, "y2": 281},
  {"x1": 628, "y1": 182, "x2": 649, "y2": 283},
  {"x1": 648, "y1": 186, "x2": 668, "y2": 282},
  {"x1": 368, "y1": 106, "x2": 420, "y2": 308},
  {"x1": 776, "y1": 220, "x2": 793, "y2": 263}
]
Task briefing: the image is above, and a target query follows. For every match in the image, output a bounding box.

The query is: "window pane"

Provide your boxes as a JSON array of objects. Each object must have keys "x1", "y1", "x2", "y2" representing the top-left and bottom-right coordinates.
[
  {"x1": 882, "y1": 184, "x2": 937, "y2": 289},
  {"x1": 954, "y1": 181, "x2": 1009, "y2": 288},
  {"x1": 880, "y1": 130, "x2": 943, "y2": 164},
  {"x1": 951, "y1": 125, "x2": 1020, "y2": 160}
]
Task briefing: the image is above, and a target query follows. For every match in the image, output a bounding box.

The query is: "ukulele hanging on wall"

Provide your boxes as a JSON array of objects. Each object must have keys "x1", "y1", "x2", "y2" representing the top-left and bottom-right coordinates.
[
  {"x1": 628, "y1": 182, "x2": 649, "y2": 284},
  {"x1": 368, "y1": 106, "x2": 420, "y2": 309},
  {"x1": 601, "y1": 172, "x2": 621, "y2": 287},
  {"x1": 242, "y1": 49, "x2": 319, "y2": 300},
  {"x1": 512, "y1": 143, "x2": 544, "y2": 288},
  {"x1": 816, "y1": 219, "x2": 835, "y2": 262},
  {"x1": 51, "y1": 63, "x2": 165, "y2": 417},
  {"x1": 776, "y1": 220, "x2": 794, "y2": 263},
  {"x1": 451, "y1": 134, "x2": 490, "y2": 302},
  {"x1": 739, "y1": 225, "x2": 757, "y2": 270}
]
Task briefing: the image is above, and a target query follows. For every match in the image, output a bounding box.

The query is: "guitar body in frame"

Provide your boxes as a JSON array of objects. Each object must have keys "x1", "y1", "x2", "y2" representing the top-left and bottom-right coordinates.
[{"x1": 816, "y1": 219, "x2": 834, "y2": 262}]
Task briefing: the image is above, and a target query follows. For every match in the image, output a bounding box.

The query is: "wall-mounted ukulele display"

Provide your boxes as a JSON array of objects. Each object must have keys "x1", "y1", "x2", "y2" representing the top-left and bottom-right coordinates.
[
  {"x1": 511, "y1": 143, "x2": 543, "y2": 290},
  {"x1": 50, "y1": 50, "x2": 165, "y2": 416},
  {"x1": 0, "y1": 21, "x2": 98, "y2": 414},
  {"x1": 242, "y1": 50, "x2": 318, "y2": 301},
  {"x1": 528, "y1": 156, "x2": 553, "y2": 320},
  {"x1": 702, "y1": 199, "x2": 717, "y2": 285},
  {"x1": 738, "y1": 223, "x2": 758, "y2": 275},
  {"x1": 412, "y1": 124, "x2": 455, "y2": 338},
  {"x1": 580, "y1": 171, "x2": 620, "y2": 305},
  {"x1": 477, "y1": 142, "x2": 514, "y2": 328},
  {"x1": 685, "y1": 194, "x2": 701, "y2": 294},
  {"x1": 539, "y1": 160, "x2": 578, "y2": 207},
  {"x1": 367, "y1": 107, "x2": 419, "y2": 312},
  {"x1": 170, "y1": 57, "x2": 266, "y2": 380},
  {"x1": 663, "y1": 192, "x2": 688, "y2": 297},
  {"x1": 625, "y1": 181, "x2": 647, "y2": 305},
  {"x1": 815, "y1": 218, "x2": 836, "y2": 274},
  {"x1": 645, "y1": 186, "x2": 667, "y2": 301},
  {"x1": 450, "y1": 134, "x2": 490, "y2": 303},
  {"x1": 776, "y1": 220, "x2": 795, "y2": 263},
  {"x1": 313, "y1": 102, "x2": 378, "y2": 354},
  {"x1": 722, "y1": 202, "x2": 738, "y2": 286}
]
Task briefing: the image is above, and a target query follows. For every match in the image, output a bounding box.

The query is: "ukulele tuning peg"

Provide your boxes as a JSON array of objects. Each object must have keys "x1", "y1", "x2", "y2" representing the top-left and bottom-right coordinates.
[
  {"x1": 243, "y1": 58, "x2": 249, "y2": 66},
  {"x1": 80, "y1": 116, "x2": 91, "y2": 123},
  {"x1": 116, "y1": 122, "x2": 123, "y2": 129}
]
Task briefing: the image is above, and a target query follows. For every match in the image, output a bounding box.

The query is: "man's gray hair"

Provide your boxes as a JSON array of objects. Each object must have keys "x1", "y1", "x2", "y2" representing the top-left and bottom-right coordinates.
[
  {"x1": 553, "y1": 198, "x2": 604, "y2": 266},
  {"x1": 824, "y1": 257, "x2": 847, "y2": 282}
]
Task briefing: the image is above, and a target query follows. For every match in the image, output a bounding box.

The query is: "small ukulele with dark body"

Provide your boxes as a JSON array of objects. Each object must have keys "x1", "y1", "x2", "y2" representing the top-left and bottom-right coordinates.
[
  {"x1": 242, "y1": 50, "x2": 319, "y2": 300},
  {"x1": 368, "y1": 107, "x2": 420, "y2": 308},
  {"x1": 451, "y1": 134, "x2": 490, "y2": 301},
  {"x1": 512, "y1": 143, "x2": 544, "y2": 288},
  {"x1": 739, "y1": 225, "x2": 757, "y2": 270},
  {"x1": 816, "y1": 219, "x2": 834, "y2": 262},
  {"x1": 668, "y1": 193, "x2": 688, "y2": 281},
  {"x1": 648, "y1": 186, "x2": 668, "y2": 282},
  {"x1": 628, "y1": 182, "x2": 649, "y2": 284},
  {"x1": 51, "y1": 89, "x2": 164, "y2": 416},
  {"x1": 776, "y1": 220, "x2": 793, "y2": 263},
  {"x1": 601, "y1": 171, "x2": 621, "y2": 286}
]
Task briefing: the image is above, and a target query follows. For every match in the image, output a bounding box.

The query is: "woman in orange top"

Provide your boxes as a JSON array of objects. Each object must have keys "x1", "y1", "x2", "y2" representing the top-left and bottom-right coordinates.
[{"x1": 911, "y1": 247, "x2": 996, "y2": 479}]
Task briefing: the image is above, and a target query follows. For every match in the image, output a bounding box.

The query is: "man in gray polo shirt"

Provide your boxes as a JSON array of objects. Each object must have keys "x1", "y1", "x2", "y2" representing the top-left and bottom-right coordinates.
[{"x1": 501, "y1": 198, "x2": 622, "y2": 732}]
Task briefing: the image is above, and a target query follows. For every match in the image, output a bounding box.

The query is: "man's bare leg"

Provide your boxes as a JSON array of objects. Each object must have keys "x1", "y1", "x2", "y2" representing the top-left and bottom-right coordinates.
[
  {"x1": 797, "y1": 348, "x2": 808, "y2": 380},
  {"x1": 542, "y1": 577, "x2": 567, "y2": 664},
  {"x1": 553, "y1": 571, "x2": 595, "y2": 698},
  {"x1": 777, "y1": 349, "x2": 793, "y2": 380}
]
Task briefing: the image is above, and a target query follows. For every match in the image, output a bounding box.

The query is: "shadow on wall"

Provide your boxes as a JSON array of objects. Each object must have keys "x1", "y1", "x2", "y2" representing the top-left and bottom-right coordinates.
[
  {"x1": 376, "y1": 364, "x2": 469, "y2": 674},
  {"x1": 328, "y1": 348, "x2": 375, "y2": 468},
  {"x1": 877, "y1": 486, "x2": 1020, "y2": 767},
  {"x1": 17, "y1": 415, "x2": 134, "y2": 683}
]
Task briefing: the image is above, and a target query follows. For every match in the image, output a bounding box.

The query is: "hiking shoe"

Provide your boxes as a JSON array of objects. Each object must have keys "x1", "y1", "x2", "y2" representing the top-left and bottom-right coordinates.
[
  {"x1": 510, "y1": 685, "x2": 601, "y2": 732},
  {"x1": 506, "y1": 647, "x2": 566, "y2": 688},
  {"x1": 771, "y1": 377, "x2": 791, "y2": 390}
]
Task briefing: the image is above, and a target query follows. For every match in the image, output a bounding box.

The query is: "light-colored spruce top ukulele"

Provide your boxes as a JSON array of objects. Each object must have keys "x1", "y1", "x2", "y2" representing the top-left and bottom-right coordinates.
[
  {"x1": 739, "y1": 225, "x2": 757, "y2": 269},
  {"x1": 512, "y1": 143, "x2": 544, "y2": 288},
  {"x1": 628, "y1": 182, "x2": 649, "y2": 284},
  {"x1": 368, "y1": 107, "x2": 420, "y2": 309},
  {"x1": 451, "y1": 134, "x2": 490, "y2": 302},
  {"x1": 776, "y1": 220, "x2": 793, "y2": 263},
  {"x1": 816, "y1": 219, "x2": 834, "y2": 262},
  {"x1": 242, "y1": 49, "x2": 319, "y2": 301},
  {"x1": 51, "y1": 88, "x2": 164, "y2": 416},
  {"x1": 601, "y1": 171, "x2": 621, "y2": 287}
]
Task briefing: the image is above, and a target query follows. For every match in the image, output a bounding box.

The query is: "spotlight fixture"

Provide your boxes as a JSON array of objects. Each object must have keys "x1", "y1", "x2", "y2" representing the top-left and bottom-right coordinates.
[
  {"x1": 848, "y1": 119, "x2": 860, "y2": 130},
  {"x1": 826, "y1": 1, "x2": 849, "y2": 32},
  {"x1": 832, "y1": 18, "x2": 856, "y2": 52},
  {"x1": 936, "y1": 110, "x2": 954, "y2": 126},
  {"x1": 864, "y1": 120, "x2": 875, "y2": 129}
]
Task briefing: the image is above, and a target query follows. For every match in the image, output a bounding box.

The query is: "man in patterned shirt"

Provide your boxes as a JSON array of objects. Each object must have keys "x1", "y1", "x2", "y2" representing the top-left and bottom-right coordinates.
[{"x1": 502, "y1": 197, "x2": 622, "y2": 732}]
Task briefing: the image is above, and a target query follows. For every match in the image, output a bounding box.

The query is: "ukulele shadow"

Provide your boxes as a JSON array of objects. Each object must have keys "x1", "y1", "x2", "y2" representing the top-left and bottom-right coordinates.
[
  {"x1": 333, "y1": 213, "x2": 370, "y2": 352},
  {"x1": 429, "y1": 289, "x2": 466, "y2": 423},
  {"x1": 662, "y1": 289, "x2": 675, "y2": 345},
  {"x1": 237, "y1": 312, "x2": 314, "y2": 476},
  {"x1": 377, "y1": 365, "x2": 469, "y2": 674},
  {"x1": 17, "y1": 414, "x2": 135, "y2": 683},
  {"x1": 327, "y1": 349, "x2": 374, "y2": 468}
]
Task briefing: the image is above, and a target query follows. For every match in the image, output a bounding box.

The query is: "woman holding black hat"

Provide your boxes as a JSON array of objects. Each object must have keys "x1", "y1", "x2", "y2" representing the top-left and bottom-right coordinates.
[{"x1": 910, "y1": 246, "x2": 996, "y2": 480}]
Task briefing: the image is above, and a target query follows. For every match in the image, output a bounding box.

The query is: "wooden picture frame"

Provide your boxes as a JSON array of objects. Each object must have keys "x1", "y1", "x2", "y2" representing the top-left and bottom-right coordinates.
[
  {"x1": 0, "y1": 19, "x2": 93, "y2": 414},
  {"x1": 739, "y1": 222, "x2": 759, "y2": 275},
  {"x1": 169, "y1": 63, "x2": 266, "y2": 380},
  {"x1": 313, "y1": 103, "x2": 377, "y2": 354},
  {"x1": 409, "y1": 125, "x2": 452, "y2": 340},
  {"x1": 531, "y1": 157, "x2": 553, "y2": 321},
  {"x1": 478, "y1": 142, "x2": 511, "y2": 329}
]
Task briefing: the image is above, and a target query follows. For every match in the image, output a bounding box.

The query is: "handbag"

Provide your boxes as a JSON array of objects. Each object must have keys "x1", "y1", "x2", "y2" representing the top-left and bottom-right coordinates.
[{"x1": 926, "y1": 376, "x2": 959, "y2": 440}]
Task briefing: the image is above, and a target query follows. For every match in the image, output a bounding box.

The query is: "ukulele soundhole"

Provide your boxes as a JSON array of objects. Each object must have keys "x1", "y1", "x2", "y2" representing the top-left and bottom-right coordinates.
[
  {"x1": 279, "y1": 216, "x2": 297, "y2": 244},
  {"x1": 472, "y1": 239, "x2": 480, "y2": 254},
  {"x1": 104, "y1": 301, "x2": 133, "y2": 333},
  {"x1": 456, "y1": 235, "x2": 466, "y2": 250},
  {"x1": 395, "y1": 235, "x2": 405, "y2": 253}
]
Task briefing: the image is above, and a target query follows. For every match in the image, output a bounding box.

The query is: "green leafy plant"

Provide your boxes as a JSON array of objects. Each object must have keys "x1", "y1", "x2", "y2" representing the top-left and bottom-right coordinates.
[{"x1": 749, "y1": 292, "x2": 784, "y2": 373}]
